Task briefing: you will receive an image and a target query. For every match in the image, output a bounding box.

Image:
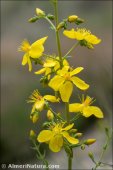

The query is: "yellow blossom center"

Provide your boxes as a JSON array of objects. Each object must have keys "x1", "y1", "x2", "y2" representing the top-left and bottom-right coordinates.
[
  {"x1": 83, "y1": 96, "x2": 93, "y2": 107},
  {"x1": 64, "y1": 73, "x2": 71, "y2": 80},
  {"x1": 53, "y1": 125, "x2": 62, "y2": 135},
  {"x1": 22, "y1": 45, "x2": 30, "y2": 52},
  {"x1": 37, "y1": 95, "x2": 43, "y2": 101},
  {"x1": 77, "y1": 28, "x2": 91, "y2": 36},
  {"x1": 19, "y1": 40, "x2": 31, "y2": 52}
]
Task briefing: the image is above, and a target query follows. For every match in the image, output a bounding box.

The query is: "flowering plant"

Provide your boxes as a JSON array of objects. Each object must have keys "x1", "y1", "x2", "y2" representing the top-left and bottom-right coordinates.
[{"x1": 19, "y1": 1, "x2": 112, "y2": 169}]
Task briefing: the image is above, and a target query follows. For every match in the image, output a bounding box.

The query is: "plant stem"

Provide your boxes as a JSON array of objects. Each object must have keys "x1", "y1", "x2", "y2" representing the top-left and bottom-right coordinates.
[
  {"x1": 53, "y1": 1, "x2": 72, "y2": 170},
  {"x1": 63, "y1": 42, "x2": 79, "y2": 58},
  {"x1": 45, "y1": 16, "x2": 56, "y2": 30},
  {"x1": 54, "y1": 0, "x2": 63, "y2": 68},
  {"x1": 32, "y1": 140, "x2": 49, "y2": 170},
  {"x1": 93, "y1": 133, "x2": 111, "y2": 170},
  {"x1": 70, "y1": 113, "x2": 81, "y2": 123},
  {"x1": 68, "y1": 156, "x2": 72, "y2": 170},
  {"x1": 65, "y1": 102, "x2": 70, "y2": 124}
]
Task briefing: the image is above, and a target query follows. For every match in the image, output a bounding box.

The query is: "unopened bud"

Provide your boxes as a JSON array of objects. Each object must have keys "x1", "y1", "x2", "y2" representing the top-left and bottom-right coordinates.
[
  {"x1": 81, "y1": 144, "x2": 85, "y2": 150},
  {"x1": 88, "y1": 152, "x2": 94, "y2": 161},
  {"x1": 74, "y1": 133, "x2": 82, "y2": 138},
  {"x1": 68, "y1": 15, "x2": 78, "y2": 23},
  {"x1": 47, "y1": 110, "x2": 54, "y2": 120},
  {"x1": 42, "y1": 121, "x2": 51, "y2": 128},
  {"x1": 36, "y1": 8, "x2": 45, "y2": 16},
  {"x1": 28, "y1": 16, "x2": 39, "y2": 23},
  {"x1": 30, "y1": 130, "x2": 36, "y2": 139},
  {"x1": 69, "y1": 129, "x2": 78, "y2": 133},
  {"x1": 75, "y1": 18, "x2": 84, "y2": 25},
  {"x1": 57, "y1": 21, "x2": 67, "y2": 30},
  {"x1": 47, "y1": 14, "x2": 55, "y2": 20},
  {"x1": 30, "y1": 113, "x2": 39, "y2": 123},
  {"x1": 85, "y1": 139, "x2": 96, "y2": 145}
]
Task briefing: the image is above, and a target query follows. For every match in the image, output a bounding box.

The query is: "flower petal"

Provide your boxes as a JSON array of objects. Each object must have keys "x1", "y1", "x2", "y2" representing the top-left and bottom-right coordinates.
[
  {"x1": 45, "y1": 68, "x2": 51, "y2": 76},
  {"x1": 37, "y1": 130, "x2": 53, "y2": 142},
  {"x1": 83, "y1": 106, "x2": 104, "y2": 118},
  {"x1": 44, "y1": 95, "x2": 59, "y2": 102},
  {"x1": 71, "y1": 76, "x2": 89, "y2": 90},
  {"x1": 69, "y1": 103, "x2": 83, "y2": 112},
  {"x1": 22, "y1": 53, "x2": 28, "y2": 65},
  {"x1": 70, "y1": 67, "x2": 84, "y2": 76},
  {"x1": 27, "y1": 56, "x2": 32, "y2": 71},
  {"x1": 35, "y1": 68, "x2": 46, "y2": 74},
  {"x1": 62, "y1": 123, "x2": 74, "y2": 131},
  {"x1": 35, "y1": 99, "x2": 45, "y2": 111},
  {"x1": 49, "y1": 75, "x2": 65, "y2": 91},
  {"x1": 57, "y1": 66, "x2": 69, "y2": 76},
  {"x1": 85, "y1": 35, "x2": 101, "y2": 45},
  {"x1": 49, "y1": 135, "x2": 63, "y2": 152},
  {"x1": 30, "y1": 37, "x2": 47, "y2": 58},
  {"x1": 74, "y1": 32, "x2": 84, "y2": 40},
  {"x1": 63, "y1": 29, "x2": 76, "y2": 39},
  {"x1": 59, "y1": 81, "x2": 73, "y2": 102},
  {"x1": 29, "y1": 44, "x2": 44, "y2": 58},
  {"x1": 32, "y1": 36, "x2": 48, "y2": 45},
  {"x1": 44, "y1": 60, "x2": 56, "y2": 68},
  {"x1": 62, "y1": 131, "x2": 79, "y2": 144}
]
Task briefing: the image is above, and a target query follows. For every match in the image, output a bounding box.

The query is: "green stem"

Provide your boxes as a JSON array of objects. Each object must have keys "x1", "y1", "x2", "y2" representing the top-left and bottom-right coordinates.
[
  {"x1": 70, "y1": 113, "x2": 81, "y2": 123},
  {"x1": 65, "y1": 102, "x2": 70, "y2": 124},
  {"x1": 49, "y1": 107, "x2": 65, "y2": 121},
  {"x1": 45, "y1": 16, "x2": 56, "y2": 30},
  {"x1": 32, "y1": 140, "x2": 49, "y2": 170},
  {"x1": 93, "y1": 135, "x2": 111, "y2": 170},
  {"x1": 54, "y1": 0, "x2": 63, "y2": 68},
  {"x1": 63, "y1": 42, "x2": 79, "y2": 58},
  {"x1": 43, "y1": 53, "x2": 59, "y2": 61},
  {"x1": 68, "y1": 156, "x2": 72, "y2": 170}
]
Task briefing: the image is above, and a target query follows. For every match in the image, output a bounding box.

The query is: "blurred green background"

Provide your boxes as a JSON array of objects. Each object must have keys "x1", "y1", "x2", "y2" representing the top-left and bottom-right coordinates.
[{"x1": 1, "y1": 0, "x2": 112, "y2": 169}]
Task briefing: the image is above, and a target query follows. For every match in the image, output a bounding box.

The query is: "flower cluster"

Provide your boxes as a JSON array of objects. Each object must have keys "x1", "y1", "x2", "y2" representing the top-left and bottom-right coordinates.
[{"x1": 19, "y1": 2, "x2": 104, "y2": 169}]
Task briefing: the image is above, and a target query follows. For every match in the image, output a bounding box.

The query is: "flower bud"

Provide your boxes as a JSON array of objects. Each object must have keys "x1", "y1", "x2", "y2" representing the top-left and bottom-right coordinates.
[
  {"x1": 88, "y1": 152, "x2": 94, "y2": 161},
  {"x1": 47, "y1": 110, "x2": 54, "y2": 120},
  {"x1": 57, "y1": 21, "x2": 67, "y2": 30},
  {"x1": 75, "y1": 18, "x2": 84, "y2": 25},
  {"x1": 81, "y1": 144, "x2": 85, "y2": 150},
  {"x1": 85, "y1": 139, "x2": 96, "y2": 145},
  {"x1": 74, "y1": 133, "x2": 82, "y2": 138},
  {"x1": 69, "y1": 129, "x2": 78, "y2": 133},
  {"x1": 68, "y1": 15, "x2": 78, "y2": 23},
  {"x1": 30, "y1": 113, "x2": 39, "y2": 123},
  {"x1": 28, "y1": 16, "x2": 39, "y2": 23},
  {"x1": 30, "y1": 130, "x2": 36, "y2": 139},
  {"x1": 36, "y1": 8, "x2": 45, "y2": 16},
  {"x1": 47, "y1": 14, "x2": 55, "y2": 20}
]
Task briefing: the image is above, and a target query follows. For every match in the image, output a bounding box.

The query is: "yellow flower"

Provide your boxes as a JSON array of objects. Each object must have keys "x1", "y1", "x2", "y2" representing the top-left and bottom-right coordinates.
[
  {"x1": 49, "y1": 66, "x2": 89, "y2": 102},
  {"x1": 35, "y1": 57, "x2": 69, "y2": 78},
  {"x1": 18, "y1": 37, "x2": 48, "y2": 71},
  {"x1": 28, "y1": 89, "x2": 59, "y2": 113},
  {"x1": 35, "y1": 58, "x2": 57, "y2": 77},
  {"x1": 63, "y1": 28, "x2": 101, "y2": 48},
  {"x1": 69, "y1": 95, "x2": 104, "y2": 118},
  {"x1": 37, "y1": 123, "x2": 79, "y2": 152}
]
